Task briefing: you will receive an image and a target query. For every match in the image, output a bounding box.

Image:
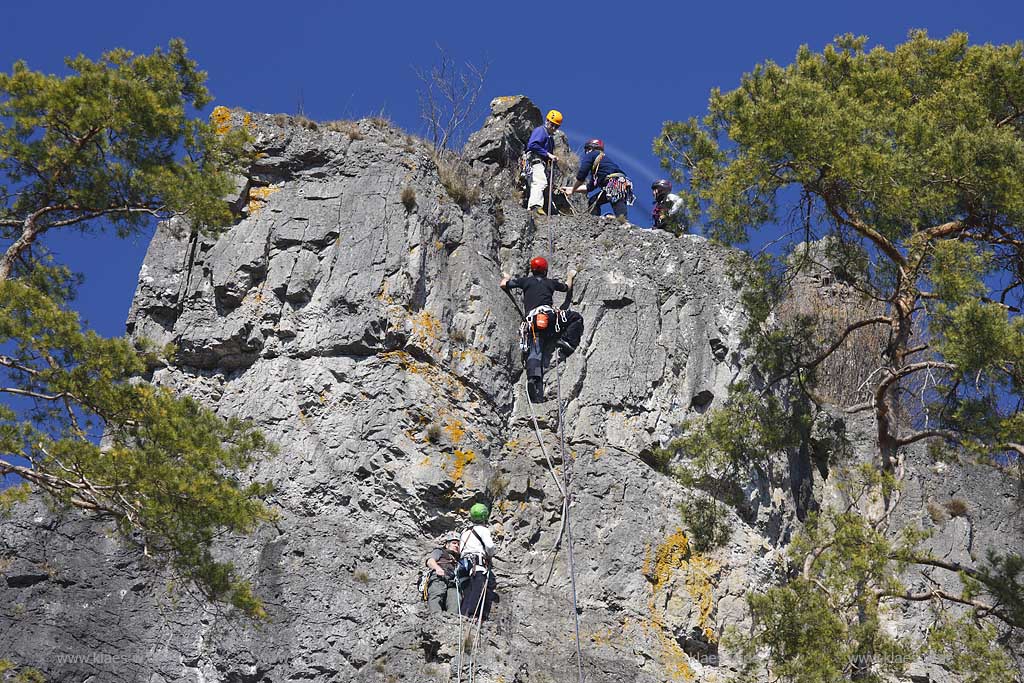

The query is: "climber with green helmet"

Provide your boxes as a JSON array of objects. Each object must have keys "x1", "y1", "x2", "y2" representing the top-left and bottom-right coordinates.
[{"x1": 459, "y1": 503, "x2": 497, "y2": 621}]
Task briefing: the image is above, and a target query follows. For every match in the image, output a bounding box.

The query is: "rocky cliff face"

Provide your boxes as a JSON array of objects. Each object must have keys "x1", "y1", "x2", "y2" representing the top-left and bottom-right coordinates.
[{"x1": 1, "y1": 98, "x2": 1021, "y2": 683}]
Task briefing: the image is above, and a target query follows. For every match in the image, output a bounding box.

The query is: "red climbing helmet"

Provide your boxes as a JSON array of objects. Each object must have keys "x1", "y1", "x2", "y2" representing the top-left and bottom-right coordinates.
[
  {"x1": 529, "y1": 256, "x2": 548, "y2": 275},
  {"x1": 584, "y1": 138, "x2": 604, "y2": 152}
]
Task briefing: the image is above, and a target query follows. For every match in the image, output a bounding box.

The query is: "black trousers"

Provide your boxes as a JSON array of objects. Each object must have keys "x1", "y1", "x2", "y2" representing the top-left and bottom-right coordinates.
[
  {"x1": 459, "y1": 571, "x2": 495, "y2": 621},
  {"x1": 524, "y1": 310, "x2": 585, "y2": 380},
  {"x1": 588, "y1": 191, "x2": 628, "y2": 218}
]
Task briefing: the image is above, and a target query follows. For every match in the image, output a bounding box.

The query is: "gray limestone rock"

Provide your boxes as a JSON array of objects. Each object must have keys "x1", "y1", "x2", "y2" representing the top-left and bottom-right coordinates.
[{"x1": 2, "y1": 98, "x2": 1021, "y2": 683}]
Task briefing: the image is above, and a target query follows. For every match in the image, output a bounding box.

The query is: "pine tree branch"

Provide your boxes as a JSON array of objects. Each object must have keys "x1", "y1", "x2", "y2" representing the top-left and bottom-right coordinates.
[
  {"x1": 0, "y1": 356, "x2": 41, "y2": 376},
  {"x1": 0, "y1": 387, "x2": 72, "y2": 402},
  {"x1": 765, "y1": 315, "x2": 892, "y2": 390},
  {"x1": 921, "y1": 220, "x2": 965, "y2": 240},
  {"x1": 875, "y1": 361, "x2": 957, "y2": 398},
  {"x1": 894, "y1": 429, "x2": 961, "y2": 447}
]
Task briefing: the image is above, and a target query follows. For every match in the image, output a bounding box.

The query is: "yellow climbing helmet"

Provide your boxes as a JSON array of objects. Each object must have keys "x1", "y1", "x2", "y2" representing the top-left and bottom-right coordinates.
[{"x1": 546, "y1": 109, "x2": 563, "y2": 126}]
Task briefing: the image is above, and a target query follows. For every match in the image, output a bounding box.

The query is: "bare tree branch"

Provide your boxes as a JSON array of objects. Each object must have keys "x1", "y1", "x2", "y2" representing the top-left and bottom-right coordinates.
[{"x1": 413, "y1": 45, "x2": 490, "y2": 154}]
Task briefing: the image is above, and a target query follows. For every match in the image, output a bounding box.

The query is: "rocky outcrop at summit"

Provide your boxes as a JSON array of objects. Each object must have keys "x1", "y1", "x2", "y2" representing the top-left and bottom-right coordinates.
[{"x1": 1, "y1": 97, "x2": 1021, "y2": 683}]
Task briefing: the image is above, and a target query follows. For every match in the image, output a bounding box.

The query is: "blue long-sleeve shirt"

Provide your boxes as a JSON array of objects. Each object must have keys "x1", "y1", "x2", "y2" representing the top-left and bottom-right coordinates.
[
  {"x1": 526, "y1": 125, "x2": 555, "y2": 160},
  {"x1": 576, "y1": 150, "x2": 625, "y2": 187}
]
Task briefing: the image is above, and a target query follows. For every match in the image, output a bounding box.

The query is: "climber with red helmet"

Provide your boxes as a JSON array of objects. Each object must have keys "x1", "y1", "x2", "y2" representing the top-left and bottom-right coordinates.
[
  {"x1": 500, "y1": 256, "x2": 584, "y2": 402},
  {"x1": 562, "y1": 138, "x2": 635, "y2": 221},
  {"x1": 651, "y1": 179, "x2": 687, "y2": 235},
  {"x1": 525, "y1": 110, "x2": 563, "y2": 216}
]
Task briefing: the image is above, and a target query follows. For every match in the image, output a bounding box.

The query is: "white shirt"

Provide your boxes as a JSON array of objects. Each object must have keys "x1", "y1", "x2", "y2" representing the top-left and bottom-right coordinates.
[
  {"x1": 460, "y1": 525, "x2": 496, "y2": 573},
  {"x1": 662, "y1": 193, "x2": 684, "y2": 218}
]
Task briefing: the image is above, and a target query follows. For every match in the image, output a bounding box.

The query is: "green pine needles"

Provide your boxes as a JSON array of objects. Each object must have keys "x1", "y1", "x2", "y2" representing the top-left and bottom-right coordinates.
[
  {"x1": 0, "y1": 42, "x2": 273, "y2": 619},
  {"x1": 656, "y1": 30, "x2": 1024, "y2": 678}
]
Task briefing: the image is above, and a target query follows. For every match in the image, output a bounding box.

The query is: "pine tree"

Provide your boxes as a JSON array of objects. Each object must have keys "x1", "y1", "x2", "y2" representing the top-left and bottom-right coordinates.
[
  {"x1": 656, "y1": 31, "x2": 1024, "y2": 679},
  {"x1": 0, "y1": 41, "x2": 274, "y2": 619}
]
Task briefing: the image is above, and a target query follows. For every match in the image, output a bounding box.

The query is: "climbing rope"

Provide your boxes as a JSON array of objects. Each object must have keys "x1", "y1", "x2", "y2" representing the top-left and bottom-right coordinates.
[
  {"x1": 455, "y1": 565, "x2": 494, "y2": 683},
  {"x1": 523, "y1": 180, "x2": 587, "y2": 683},
  {"x1": 456, "y1": 578, "x2": 465, "y2": 683},
  {"x1": 526, "y1": 378, "x2": 567, "y2": 499},
  {"x1": 555, "y1": 353, "x2": 585, "y2": 683},
  {"x1": 466, "y1": 569, "x2": 489, "y2": 683},
  {"x1": 493, "y1": 154, "x2": 586, "y2": 683}
]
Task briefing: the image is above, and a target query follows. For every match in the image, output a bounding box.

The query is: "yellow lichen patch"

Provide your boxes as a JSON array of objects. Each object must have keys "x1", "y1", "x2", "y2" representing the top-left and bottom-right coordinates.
[
  {"x1": 503, "y1": 439, "x2": 520, "y2": 451},
  {"x1": 639, "y1": 527, "x2": 718, "y2": 681},
  {"x1": 650, "y1": 619, "x2": 696, "y2": 681},
  {"x1": 454, "y1": 348, "x2": 488, "y2": 365},
  {"x1": 211, "y1": 105, "x2": 232, "y2": 134},
  {"x1": 683, "y1": 555, "x2": 719, "y2": 641},
  {"x1": 435, "y1": 240, "x2": 444, "y2": 250},
  {"x1": 450, "y1": 449, "x2": 475, "y2": 482},
  {"x1": 418, "y1": 455, "x2": 431, "y2": 466},
  {"x1": 444, "y1": 419, "x2": 465, "y2": 444},
  {"x1": 410, "y1": 311, "x2": 443, "y2": 346},
  {"x1": 645, "y1": 528, "x2": 690, "y2": 592},
  {"x1": 376, "y1": 284, "x2": 395, "y2": 306},
  {"x1": 248, "y1": 186, "x2": 280, "y2": 215},
  {"x1": 593, "y1": 448, "x2": 606, "y2": 460},
  {"x1": 588, "y1": 626, "x2": 621, "y2": 647},
  {"x1": 242, "y1": 112, "x2": 253, "y2": 130}
]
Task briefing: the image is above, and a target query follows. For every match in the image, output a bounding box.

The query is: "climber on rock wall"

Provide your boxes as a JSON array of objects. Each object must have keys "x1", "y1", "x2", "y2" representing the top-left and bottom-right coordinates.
[
  {"x1": 459, "y1": 503, "x2": 497, "y2": 621},
  {"x1": 651, "y1": 179, "x2": 686, "y2": 235},
  {"x1": 500, "y1": 257, "x2": 584, "y2": 402},
  {"x1": 423, "y1": 533, "x2": 462, "y2": 613},
  {"x1": 525, "y1": 110, "x2": 562, "y2": 215},
  {"x1": 562, "y1": 138, "x2": 635, "y2": 221}
]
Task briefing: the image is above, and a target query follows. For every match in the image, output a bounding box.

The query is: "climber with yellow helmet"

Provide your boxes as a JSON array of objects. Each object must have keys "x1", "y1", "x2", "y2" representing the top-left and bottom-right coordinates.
[{"x1": 525, "y1": 109, "x2": 563, "y2": 215}]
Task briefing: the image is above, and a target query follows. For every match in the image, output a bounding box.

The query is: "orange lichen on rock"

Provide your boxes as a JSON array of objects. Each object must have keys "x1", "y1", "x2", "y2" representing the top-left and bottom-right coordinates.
[
  {"x1": 645, "y1": 528, "x2": 690, "y2": 592},
  {"x1": 638, "y1": 527, "x2": 723, "y2": 681},
  {"x1": 684, "y1": 555, "x2": 719, "y2": 641},
  {"x1": 453, "y1": 348, "x2": 487, "y2": 365},
  {"x1": 410, "y1": 311, "x2": 443, "y2": 346},
  {"x1": 211, "y1": 105, "x2": 232, "y2": 135},
  {"x1": 248, "y1": 186, "x2": 280, "y2": 215},
  {"x1": 444, "y1": 419, "x2": 466, "y2": 444},
  {"x1": 450, "y1": 449, "x2": 475, "y2": 482}
]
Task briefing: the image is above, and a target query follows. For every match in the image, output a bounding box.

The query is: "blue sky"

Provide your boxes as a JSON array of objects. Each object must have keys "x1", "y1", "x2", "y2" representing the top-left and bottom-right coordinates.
[{"x1": 1, "y1": 0, "x2": 1021, "y2": 339}]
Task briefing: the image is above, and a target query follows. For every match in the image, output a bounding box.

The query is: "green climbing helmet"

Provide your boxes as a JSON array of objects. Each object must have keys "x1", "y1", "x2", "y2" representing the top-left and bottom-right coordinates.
[{"x1": 469, "y1": 503, "x2": 490, "y2": 523}]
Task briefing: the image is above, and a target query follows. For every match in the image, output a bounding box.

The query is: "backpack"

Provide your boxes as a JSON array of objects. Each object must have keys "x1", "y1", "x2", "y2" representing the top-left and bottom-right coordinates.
[{"x1": 455, "y1": 556, "x2": 475, "y2": 580}]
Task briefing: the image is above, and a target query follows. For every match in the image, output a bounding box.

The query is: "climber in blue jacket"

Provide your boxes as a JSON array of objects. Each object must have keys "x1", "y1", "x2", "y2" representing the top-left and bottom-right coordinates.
[
  {"x1": 562, "y1": 138, "x2": 634, "y2": 220},
  {"x1": 525, "y1": 110, "x2": 562, "y2": 215}
]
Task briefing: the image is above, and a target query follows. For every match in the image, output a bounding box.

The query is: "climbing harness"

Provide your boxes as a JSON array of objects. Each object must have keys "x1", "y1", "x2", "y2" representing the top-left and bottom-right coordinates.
[{"x1": 603, "y1": 173, "x2": 635, "y2": 206}]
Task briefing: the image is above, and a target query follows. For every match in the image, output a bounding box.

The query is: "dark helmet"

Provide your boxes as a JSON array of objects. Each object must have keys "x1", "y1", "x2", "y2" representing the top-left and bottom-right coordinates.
[
  {"x1": 529, "y1": 256, "x2": 548, "y2": 275},
  {"x1": 652, "y1": 179, "x2": 672, "y2": 199},
  {"x1": 584, "y1": 138, "x2": 604, "y2": 152}
]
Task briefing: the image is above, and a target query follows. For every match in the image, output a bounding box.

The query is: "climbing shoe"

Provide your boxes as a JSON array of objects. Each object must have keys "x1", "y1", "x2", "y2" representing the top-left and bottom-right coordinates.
[
  {"x1": 556, "y1": 340, "x2": 574, "y2": 356},
  {"x1": 528, "y1": 377, "x2": 545, "y2": 403}
]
